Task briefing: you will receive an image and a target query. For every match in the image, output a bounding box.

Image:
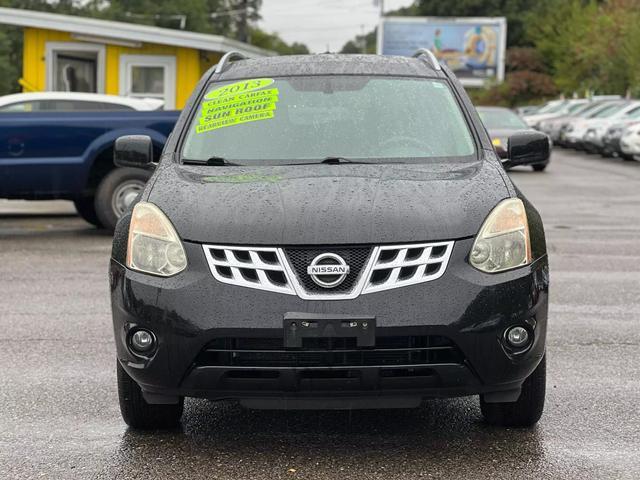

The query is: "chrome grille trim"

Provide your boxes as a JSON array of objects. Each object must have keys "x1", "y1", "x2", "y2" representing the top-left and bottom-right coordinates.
[
  {"x1": 202, "y1": 241, "x2": 455, "y2": 300},
  {"x1": 362, "y1": 242, "x2": 454, "y2": 294},
  {"x1": 202, "y1": 245, "x2": 296, "y2": 296}
]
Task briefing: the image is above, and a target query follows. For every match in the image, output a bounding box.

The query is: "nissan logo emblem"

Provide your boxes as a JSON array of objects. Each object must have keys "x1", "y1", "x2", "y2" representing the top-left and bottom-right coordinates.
[{"x1": 306, "y1": 253, "x2": 350, "y2": 288}]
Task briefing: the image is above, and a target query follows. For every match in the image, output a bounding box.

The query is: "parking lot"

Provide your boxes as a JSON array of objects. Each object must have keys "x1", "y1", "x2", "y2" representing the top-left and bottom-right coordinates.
[{"x1": 1, "y1": 148, "x2": 639, "y2": 480}]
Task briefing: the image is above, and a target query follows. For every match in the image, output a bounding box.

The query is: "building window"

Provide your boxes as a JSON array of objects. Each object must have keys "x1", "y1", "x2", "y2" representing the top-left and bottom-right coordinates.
[
  {"x1": 45, "y1": 42, "x2": 106, "y2": 93},
  {"x1": 119, "y1": 55, "x2": 176, "y2": 110}
]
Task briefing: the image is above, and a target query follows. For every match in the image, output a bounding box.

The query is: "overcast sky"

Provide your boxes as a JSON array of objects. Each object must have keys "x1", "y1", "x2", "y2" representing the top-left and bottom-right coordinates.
[{"x1": 259, "y1": 0, "x2": 415, "y2": 53}]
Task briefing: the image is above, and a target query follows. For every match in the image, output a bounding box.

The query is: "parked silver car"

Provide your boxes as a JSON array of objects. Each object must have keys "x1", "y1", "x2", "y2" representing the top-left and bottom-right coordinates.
[
  {"x1": 523, "y1": 99, "x2": 589, "y2": 129},
  {"x1": 538, "y1": 101, "x2": 608, "y2": 143},
  {"x1": 583, "y1": 102, "x2": 640, "y2": 153},
  {"x1": 563, "y1": 101, "x2": 633, "y2": 149}
]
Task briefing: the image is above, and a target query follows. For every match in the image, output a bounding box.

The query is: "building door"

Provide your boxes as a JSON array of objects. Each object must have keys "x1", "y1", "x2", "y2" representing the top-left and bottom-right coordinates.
[
  {"x1": 119, "y1": 55, "x2": 176, "y2": 110},
  {"x1": 45, "y1": 42, "x2": 106, "y2": 93}
]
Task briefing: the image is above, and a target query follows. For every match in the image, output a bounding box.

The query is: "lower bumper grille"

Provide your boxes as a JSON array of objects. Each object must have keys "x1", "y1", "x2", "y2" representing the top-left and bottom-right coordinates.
[{"x1": 195, "y1": 335, "x2": 464, "y2": 368}]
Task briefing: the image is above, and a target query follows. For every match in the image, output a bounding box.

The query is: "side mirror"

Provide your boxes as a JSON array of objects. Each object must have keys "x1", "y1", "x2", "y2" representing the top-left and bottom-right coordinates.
[
  {"x1": 114, "y1": 135, "x2": 153, "y2": 169},
  {"x1": 504, "y1": 131, "x2": 550, "y2": 169}
]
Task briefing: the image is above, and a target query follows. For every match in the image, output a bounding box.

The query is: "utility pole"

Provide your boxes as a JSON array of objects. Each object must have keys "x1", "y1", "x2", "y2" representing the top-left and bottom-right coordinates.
[{"x1": 238, "y1": 0, "x2": 249, "y2": 43}]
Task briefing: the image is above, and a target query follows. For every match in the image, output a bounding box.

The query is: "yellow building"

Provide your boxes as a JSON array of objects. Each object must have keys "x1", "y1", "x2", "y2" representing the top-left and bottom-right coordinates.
[{"x1": 0, "y1": 7, "x2": 272, "y2": 109}]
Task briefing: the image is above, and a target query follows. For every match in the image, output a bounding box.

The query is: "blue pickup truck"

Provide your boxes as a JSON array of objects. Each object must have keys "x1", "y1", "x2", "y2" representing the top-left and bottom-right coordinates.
[{"x1": 0, "y1": 110, "x2": 179, "y2": 229}]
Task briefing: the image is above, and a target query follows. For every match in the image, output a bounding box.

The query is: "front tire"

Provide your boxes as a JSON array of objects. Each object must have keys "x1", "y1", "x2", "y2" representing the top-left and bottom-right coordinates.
[
  {"x1": 73, "y1": 197, "x2": 102, "y2": 227},
  {"x1": 117, "y1": 361, "x2": 183, "y2": 429},
  {"x1": 532, "y1": 164, "x2": 547, "y2": 172},
  {"x1": 480, "y1": 355, "x2": 546, "y2": 427},
  {"x1": 95, "y1": 168, "x2": 151, "y2": 231}
]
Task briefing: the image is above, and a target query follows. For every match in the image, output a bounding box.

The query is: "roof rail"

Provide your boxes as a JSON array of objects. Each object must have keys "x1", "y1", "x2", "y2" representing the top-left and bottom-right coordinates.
[
  {"x1": 412, "y1": 48, "x2": 441, "y2": 71},
  {"x1": 215, "y1": 51, "x2": 249, "y2": 74}
]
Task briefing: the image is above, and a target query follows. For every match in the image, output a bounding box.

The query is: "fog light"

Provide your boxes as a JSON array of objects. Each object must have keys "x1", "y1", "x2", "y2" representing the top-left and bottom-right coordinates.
[
  {"x1": 130, "y1": 329, "x2": 155, "y2": 353},
  {"x1": 506, "y1": 326, "x2": 530, "y2": 348}
]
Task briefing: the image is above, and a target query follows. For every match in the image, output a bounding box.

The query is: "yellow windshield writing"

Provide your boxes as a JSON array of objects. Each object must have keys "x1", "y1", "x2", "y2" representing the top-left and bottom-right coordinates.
[{"x1": 196, "y1": 79, "x2": 278, "y2": 133}]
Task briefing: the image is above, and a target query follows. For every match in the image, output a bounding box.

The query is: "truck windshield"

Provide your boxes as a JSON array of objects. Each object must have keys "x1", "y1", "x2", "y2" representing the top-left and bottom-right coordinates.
[{"x1": 181, "y1": 76, "x2": 476, "y2": 165}]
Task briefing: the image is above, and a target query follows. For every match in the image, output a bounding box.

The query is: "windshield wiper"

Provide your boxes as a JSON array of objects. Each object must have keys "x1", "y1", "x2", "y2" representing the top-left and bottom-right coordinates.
[
  {"x1": 285, "y1": 156, "x2": 374, "y2": 165},
  {"x1": 321, "y1": 156, "x2": 362, "y2": 164},
  {"x1": 182, "y1": 156, "x2": 243, "y2": 166}
]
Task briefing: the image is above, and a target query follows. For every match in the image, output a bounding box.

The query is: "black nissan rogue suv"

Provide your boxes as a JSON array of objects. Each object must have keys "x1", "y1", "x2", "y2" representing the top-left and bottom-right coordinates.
[{"x1": 110, "y1": 51, "x2": 550, "y2": 430}]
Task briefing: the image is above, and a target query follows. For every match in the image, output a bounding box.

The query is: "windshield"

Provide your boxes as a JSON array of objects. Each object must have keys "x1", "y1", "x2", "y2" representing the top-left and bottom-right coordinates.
[
  {"x1": 478, "y1": 109, "x2": 528, "y2": 129},
  {"x1": 181, "y1": 76, "x2": 476, "y2": 165},
  {"x1": 573, "y1": 102, "x2": 602, "y2": 117},
  {"x1": 625, "y1": 106, "x2": 640, "y2": 118},
  {"x1": 567, "y1": 102, "x2": 587, "y2": 113},
  {"x1": 593, "y1": 103, "x2": 627, "y2": 118},
  {"x1": 535, "y1": 101, "x2": 565, "y2": 114}
]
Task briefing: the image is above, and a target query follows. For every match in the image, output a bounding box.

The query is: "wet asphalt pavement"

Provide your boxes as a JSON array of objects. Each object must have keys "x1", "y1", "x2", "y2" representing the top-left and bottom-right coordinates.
[{"x1": 1, "y1": 149, "x2": 639, "y2": 479}]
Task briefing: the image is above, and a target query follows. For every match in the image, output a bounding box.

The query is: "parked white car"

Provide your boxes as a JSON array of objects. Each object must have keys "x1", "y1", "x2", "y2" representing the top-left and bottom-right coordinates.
[
  {"x1": 523, "y1": 99, "x2": 589, "y2": 129},
  {"x1": 620, "y1": 123, "x2": 640, "y2": 158},
  {"x1": 538, "y1": 101, "x2": 606, "y2": 142},
  {"x1": 563, "y1": 101, "x2": 634, "y2": 148},
  {"x1": 583, "y1": 102, "x2": 640, "y2": 152},
  {"x1": 0, "y1": 92, "x2": 164, "y2": 112}
]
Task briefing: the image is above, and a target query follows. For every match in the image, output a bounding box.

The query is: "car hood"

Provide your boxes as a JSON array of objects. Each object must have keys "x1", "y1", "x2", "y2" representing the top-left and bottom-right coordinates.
[
  {"x1": 524, "y1": 113, "x2": 563, "y2": 125},
  {"x1": 148, "y1": 158, "x2": 510, "y2": 245}
]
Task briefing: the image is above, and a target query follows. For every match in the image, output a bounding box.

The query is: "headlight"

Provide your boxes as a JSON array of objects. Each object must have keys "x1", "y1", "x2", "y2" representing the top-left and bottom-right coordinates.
[
  {"x1": 469, "y1": 198, "x2": 531, "y2": 273},
  {"x1": 126, "y1": 202, "x2": 187, "y2": 276}
]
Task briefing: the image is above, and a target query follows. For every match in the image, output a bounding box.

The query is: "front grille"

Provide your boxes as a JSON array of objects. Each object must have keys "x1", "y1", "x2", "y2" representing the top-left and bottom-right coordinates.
[
  {"x1": 196, "y1": 335, "x2": 464, "y2": 368},
  {"x1": 362, "y1": 242, "x2": 453, "y2": 294},
  {"x1": 285, "y1": 246, "x2": 372, "y2": 294},
  {"x1": 202, "y1": 246, "x2": 296, "y2": 295},
  {"x1": 202, "y1": 241, "x2": 455, "y2": 299}
]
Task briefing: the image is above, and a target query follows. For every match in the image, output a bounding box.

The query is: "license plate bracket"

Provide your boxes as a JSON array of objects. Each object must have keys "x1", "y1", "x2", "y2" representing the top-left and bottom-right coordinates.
[{"x1": 283, "y1": 312, "x2": 376, "y2": 348}]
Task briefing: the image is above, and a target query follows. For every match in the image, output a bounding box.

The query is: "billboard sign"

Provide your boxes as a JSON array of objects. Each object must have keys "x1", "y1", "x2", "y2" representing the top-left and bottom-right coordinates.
[{"x1": 378, "y1": 17, "x2": 507, "y2": 87}]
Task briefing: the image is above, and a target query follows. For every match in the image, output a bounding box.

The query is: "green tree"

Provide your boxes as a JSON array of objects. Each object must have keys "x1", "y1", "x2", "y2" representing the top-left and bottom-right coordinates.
[
  {"x1": 250, "y1": 29, "x2": 309, "y2": 54},
  {"x1": 528, "y1": 0, "x2": 637, "y2": 95},
  {"x1": 471, "y1": 47, "x2": 558, "y2": 107},
  {"x1": 0, "y1": 26, "x2": 21, "y2": 94},
  {"x1": 340, "y1": 29, "x2": 377, "y2": 54},
  {"x1": 86, "y1": 0, "x2": 260, "y2": 39}
]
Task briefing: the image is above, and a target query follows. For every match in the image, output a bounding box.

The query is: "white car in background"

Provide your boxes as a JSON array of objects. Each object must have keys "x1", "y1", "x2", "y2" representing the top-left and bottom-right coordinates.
[
  {"x1": 523, "y1": 99, "x2": 589, "y2": 129},
  {"x1": 538, "y1": 101, "x2": 606, "y2": 142},
  {"x1": 563, "y1": 100, "x2": 633, "y2": 148},
  {"x1": 0, "y1": 92, "x2": 164, "y2": 112},
  {"x1": 582, "y1": 102, "x2": 640, "y2": 152},
  {"x1": 620, "y1": 123, "x2": 640, "y2": 159}
]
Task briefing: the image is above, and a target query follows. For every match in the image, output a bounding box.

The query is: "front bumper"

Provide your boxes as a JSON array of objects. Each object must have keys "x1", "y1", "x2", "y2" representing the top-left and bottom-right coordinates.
[
  {"x1": 110, "y1": 238, "x2": 549, "y2": 408},
  {"x1": 621, "y1": 136, "x2": 640, "y2": 155}
]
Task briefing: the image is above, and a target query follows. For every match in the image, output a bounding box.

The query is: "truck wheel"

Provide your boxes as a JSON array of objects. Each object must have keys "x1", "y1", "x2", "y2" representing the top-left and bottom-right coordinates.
[
  {"x1": 95, "y1": 168, "x2": 151, "y2": 230},
  {"x1": 480, "y1": 355, "x2": 546, "y2": 427},
  {"x1": 532, "y1": 164, "x2": 547, "y2": 172},
  {"x1": 73, "y1": 197, "x2": 102, "y2": 227},
  {"x1": 117, "y1": 361, "x2": 183, "y2": 429}
]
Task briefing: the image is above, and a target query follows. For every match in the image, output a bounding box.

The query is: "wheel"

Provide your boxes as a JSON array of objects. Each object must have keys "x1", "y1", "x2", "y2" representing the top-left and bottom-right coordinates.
[
  {"x1": 95, "y1": 167, "x2": 151, "y2": 230},
  {"x1": 117, "y1": 361, "x2": 183, "y2": 429},
  {"x1": 73, "y1": 197, "x2": 102, "y2": 227},
  {"x1": 480, "y1": 355, "x2": 546, "y2": 427},
  {"x1": 532, "y1": 164, "x2": 547, "y2": 172}
]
